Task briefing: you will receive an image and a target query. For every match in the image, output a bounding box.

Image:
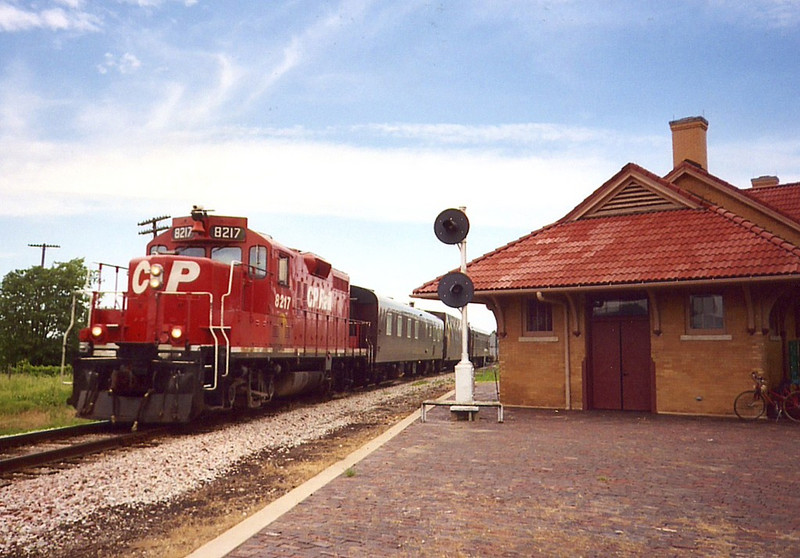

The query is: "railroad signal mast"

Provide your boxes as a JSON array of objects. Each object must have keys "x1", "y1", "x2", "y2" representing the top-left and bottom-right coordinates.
[{"x1": 434, "y1": 207, "x2": 478, "y2": 417}]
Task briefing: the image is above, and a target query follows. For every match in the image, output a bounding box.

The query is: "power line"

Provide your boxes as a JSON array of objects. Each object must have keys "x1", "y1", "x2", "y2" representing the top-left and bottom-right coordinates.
[
  {"x1": 28, "y1": 243, "x2": 60, "y2": 267},
  {"x1": 138, "y1": 215, "x2": 171, "y2": 239}
]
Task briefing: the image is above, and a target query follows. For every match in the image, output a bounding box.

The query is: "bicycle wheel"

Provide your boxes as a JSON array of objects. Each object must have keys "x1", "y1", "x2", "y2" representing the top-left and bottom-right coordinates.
[
  {"x1": 782, "y1": 391, "x2": 800, "y2": 422},
  {"x1": 734, "y1": 390, "x2": 765, "y2": 420}
]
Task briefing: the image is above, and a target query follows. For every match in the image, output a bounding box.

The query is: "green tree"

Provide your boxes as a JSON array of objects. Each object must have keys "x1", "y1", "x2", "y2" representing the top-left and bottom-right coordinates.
[{"x1": 0, "y1": 259, "x2": 89, "y2": 366}]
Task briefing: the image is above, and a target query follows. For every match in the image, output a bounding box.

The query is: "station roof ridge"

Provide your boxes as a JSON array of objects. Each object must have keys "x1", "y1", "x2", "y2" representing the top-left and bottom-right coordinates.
[
  {"x1": 742, "y1": 181, "x2": 800, "y2": 224},
  {"x1": 412, "y1": 158, "x2": 800, "y2": 298},
  {"x1": 667, "y1": 161, "x2": 800, "y2": 230}
]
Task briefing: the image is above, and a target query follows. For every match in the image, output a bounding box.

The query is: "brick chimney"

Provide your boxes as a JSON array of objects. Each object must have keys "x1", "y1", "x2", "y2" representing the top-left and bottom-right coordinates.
[
  {"x1": 669, "y1": 116, "x2": 709, "y2": 171},
  {"x1": 751, "y1": 175, "x2": 780, "y2": 189}
]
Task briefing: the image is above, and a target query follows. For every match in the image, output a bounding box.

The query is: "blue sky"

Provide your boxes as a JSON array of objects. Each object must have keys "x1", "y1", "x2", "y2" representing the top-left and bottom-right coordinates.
[{"x1": 1, "y1": 0, "x2": 800, "y2": 332}]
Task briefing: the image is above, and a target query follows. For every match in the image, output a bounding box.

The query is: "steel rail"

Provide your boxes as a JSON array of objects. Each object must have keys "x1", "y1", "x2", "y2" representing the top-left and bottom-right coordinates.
[
  {"x1": 0, "y1": 421, "x2": 112, "y2": 451},
  {"x1": 0, "y1": 427, "x2": 168, "y2": 474}
]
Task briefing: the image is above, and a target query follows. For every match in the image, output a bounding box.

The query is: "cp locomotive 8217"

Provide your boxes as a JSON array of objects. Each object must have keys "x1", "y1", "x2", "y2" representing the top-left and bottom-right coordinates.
[{"x1": 70, "y1": 207, "x2": 460, "y2": 425}]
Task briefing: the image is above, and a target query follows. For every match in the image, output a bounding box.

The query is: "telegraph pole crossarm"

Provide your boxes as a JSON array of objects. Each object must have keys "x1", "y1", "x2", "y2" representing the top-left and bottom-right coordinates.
[
  {"x1": 138, "y1": 215, "x2": 171, "y2": 239},
  {"x1": 28, "y1": 243, "x2": 60, "y2": 267}
]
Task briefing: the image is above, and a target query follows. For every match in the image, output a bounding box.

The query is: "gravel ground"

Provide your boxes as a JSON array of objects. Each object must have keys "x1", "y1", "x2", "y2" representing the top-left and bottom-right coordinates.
[{"x1": 0, "y1": 377, "x2": 451, "y2": 557}]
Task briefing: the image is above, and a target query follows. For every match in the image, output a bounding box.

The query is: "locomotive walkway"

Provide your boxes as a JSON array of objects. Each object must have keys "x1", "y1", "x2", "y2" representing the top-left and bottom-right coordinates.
[{"x1": 190, "y1": 383, "x2": 800, "y2": 557}]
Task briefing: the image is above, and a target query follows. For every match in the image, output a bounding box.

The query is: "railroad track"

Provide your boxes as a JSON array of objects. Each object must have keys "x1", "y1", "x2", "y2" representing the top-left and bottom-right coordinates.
[
  {"x1": 0, "y1": 373, "x2": 452, "y2": 476},
  {"x1": 0, "y1": 423, "x2": 168, "y2": 475}
]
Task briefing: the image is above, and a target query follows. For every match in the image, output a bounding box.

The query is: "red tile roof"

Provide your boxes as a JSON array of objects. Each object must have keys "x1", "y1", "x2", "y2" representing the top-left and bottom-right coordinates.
[
  {"x1": 743, "y1": 182, "x2": 800, "y2": 223},
  {"x1": 414, "y1": 205, "x2": 800, "y2": 295}
]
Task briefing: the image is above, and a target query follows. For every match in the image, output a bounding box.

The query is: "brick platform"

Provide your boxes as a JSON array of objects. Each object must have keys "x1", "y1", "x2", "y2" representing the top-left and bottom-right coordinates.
[{"x1": 206, "y1": 384, "x2": 800, "y2": 556}]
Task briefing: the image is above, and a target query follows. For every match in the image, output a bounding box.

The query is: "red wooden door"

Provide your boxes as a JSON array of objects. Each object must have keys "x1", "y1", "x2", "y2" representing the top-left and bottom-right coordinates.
[{"x1": 590, "y1": 316, "x2": 652, "y2": 411}]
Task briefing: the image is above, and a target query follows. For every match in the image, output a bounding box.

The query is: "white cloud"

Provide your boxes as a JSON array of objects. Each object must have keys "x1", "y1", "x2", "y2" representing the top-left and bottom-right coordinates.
[
  {"x1": 245, "y1": 0, "x2": 375, "y2": 104},
  {"x1": 97, "y1": 52, "x2": 142, "y2": 75},
  {"x1": 0, "y1": 132, "x2": 612, "y2": 230},
  {"x1": 0, "y1": 1, "x2": 100, "y2": 32}
]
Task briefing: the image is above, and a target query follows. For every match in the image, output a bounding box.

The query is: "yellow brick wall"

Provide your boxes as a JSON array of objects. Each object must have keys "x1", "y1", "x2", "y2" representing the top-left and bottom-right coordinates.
[
  {"x1": 497, "y1": 287, "x2": 787, "y2": 416},
  {"x1": 498, "y1": 297, "x2": 586, "y2": 409},
  {"x1": 651, "y1": 287, "x2": 768, "y2": 415}
]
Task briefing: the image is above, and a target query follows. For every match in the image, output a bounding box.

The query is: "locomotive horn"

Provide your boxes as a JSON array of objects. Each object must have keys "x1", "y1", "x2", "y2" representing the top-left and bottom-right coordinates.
[
  {"x1": 437, "y1": 271, "x2": 474, "y2": 308},
  {"x1": 434, "y1": 208, "x2": 470, "y2": 245}
]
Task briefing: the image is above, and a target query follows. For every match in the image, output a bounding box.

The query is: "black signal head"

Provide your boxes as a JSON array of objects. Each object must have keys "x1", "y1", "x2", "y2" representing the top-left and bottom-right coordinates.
[
  {"x1": 437, "y1": 271, "x2": 474, "y2": 308},
  {"x1": 434, "y1": 208, "x2": 470, "y2": 245}
]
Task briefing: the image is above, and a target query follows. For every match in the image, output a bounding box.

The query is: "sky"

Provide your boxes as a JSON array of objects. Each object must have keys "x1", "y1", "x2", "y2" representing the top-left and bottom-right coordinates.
[{"x1": 1, "y1": 0, "x2": 800, "y2": 332}]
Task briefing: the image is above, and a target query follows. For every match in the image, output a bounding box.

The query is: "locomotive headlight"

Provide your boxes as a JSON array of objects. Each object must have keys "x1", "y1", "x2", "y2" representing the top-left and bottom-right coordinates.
[
  {"x1": 149, "y1": 264, "x2": 164, "y2": 289},
  {"x1": 170, "y1": 326, "x2": 184, "y2": 341},
  {"x1": 90, "y1": 325, "x2": 106, "y2": 341}
]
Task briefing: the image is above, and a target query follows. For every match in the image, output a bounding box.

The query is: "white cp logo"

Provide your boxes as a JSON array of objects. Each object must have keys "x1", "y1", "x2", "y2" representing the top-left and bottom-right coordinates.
[{"x1": 132, "y1": 260, "x2": 201, "y2": 294}]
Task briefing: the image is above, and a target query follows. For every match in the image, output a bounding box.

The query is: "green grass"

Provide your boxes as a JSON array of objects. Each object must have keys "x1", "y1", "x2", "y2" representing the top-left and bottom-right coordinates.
[
  {"x1": 0, "y1": 373, "x2": 92, "y2": 436},
  {"x1": 475, "y1": 365, "x2": 500, "y2": 383}
]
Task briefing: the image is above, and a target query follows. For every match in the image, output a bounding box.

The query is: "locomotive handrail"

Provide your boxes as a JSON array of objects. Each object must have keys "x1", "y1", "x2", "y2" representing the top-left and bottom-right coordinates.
[
  {"x1": 155, "y1": 290, "x2": 219, "y2": 390},
  {"x1": 218, "y1": 260, "x2": 242, "y2": 383}
]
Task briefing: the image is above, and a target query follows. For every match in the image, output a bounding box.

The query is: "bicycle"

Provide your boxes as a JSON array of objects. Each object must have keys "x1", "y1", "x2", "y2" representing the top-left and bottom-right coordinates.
[{"x1": 733, "y1": 372, "x2": 800, "y2": 422}]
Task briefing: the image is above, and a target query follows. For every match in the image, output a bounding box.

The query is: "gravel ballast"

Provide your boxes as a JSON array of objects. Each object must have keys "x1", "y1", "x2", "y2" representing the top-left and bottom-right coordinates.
[{"x1": 0, "y1": 378, "x2": 450, "y2": 557}]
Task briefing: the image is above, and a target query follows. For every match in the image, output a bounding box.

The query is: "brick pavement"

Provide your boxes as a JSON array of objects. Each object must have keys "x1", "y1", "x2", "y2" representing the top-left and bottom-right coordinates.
[{"x1": 222, "y1": 384, "x2": 800, "y2": 557}]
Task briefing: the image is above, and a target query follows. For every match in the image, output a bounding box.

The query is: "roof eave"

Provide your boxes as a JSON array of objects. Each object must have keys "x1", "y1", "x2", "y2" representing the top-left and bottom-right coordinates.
[{"x1": 410, "y1": 273, "x2": 800, "y2": 301}]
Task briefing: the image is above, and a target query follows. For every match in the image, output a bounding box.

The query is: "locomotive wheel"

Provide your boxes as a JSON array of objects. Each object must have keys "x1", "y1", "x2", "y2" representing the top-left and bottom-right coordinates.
[
  {"x1": 246, "y1": 370, "x2": 275, "y2": 409},
  {"x1": 264, "y1": 375, "x2": 275, "y2": 402},
  {"x1": 226, "y1": 383, "x2": 237, "y2": 409}
]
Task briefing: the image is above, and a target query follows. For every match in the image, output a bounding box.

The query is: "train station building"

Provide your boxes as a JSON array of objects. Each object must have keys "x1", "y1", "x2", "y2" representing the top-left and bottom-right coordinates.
[{"x1": 414, "y1": 117, "x2": 800, "y2": 416}]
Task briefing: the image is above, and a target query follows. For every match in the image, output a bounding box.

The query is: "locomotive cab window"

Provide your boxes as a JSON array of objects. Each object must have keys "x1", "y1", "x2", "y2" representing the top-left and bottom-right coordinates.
[
  {"x1": 176, "y1": 246, "x2": 205, "y2": 258},
  {"x1": 211, "y1": 246, "x2": 242, "y2": 265},
  {"x1": 278, "y1": 255, "x2": 290, "y2": 286},
  {"x1": 249, "y1": 246, "x2": 268, "y2": 279},
  {"x1": 149, "y1": 245, "x2": 168, "y2": 255}
]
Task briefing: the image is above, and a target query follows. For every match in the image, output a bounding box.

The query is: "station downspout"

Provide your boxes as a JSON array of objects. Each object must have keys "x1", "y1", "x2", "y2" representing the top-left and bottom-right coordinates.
[{"x1": 536, "y1": 292, "x2": 571, "y2": 410}]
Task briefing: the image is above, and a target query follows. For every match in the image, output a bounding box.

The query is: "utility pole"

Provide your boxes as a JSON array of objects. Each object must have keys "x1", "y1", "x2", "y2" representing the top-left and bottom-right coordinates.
[
  {"x1": 28, "y1": 243, "x2": 60, "y2": 267},
  {"x1": 138, "y1": 215, "x2": 171, "y2": 239}
]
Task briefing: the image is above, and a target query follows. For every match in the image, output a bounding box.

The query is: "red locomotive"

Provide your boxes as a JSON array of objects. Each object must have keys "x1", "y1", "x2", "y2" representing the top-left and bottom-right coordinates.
[{"x1": 70, "y1": 207, "x2": 469, "y2": 425}]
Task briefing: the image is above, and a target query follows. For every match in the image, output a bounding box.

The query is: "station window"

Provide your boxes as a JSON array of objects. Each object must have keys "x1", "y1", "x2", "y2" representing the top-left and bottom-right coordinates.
[
  {"x1": 525, "y1": 298, "x2": 553, "y2": 334},
  {"x1": 249, "y1": 246, "x2": 267, "y2": 279},
  {"x1": 688, "y1": 294, "x2": 724, "y2": 332},
  {"x1": 278, "y1": 254, "x2": 290, "y2": 286}
]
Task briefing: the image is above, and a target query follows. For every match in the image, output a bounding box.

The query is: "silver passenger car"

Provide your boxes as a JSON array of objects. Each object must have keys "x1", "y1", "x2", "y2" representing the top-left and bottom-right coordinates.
[{"x1": 350, "y1": 286, "x2": 443, "y2": 379}]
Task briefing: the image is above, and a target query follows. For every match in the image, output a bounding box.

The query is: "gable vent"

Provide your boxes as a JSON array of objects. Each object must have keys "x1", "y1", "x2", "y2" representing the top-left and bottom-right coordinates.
[{"x1": 590, "y1": 182, "x2": 682, "y2": 217}]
